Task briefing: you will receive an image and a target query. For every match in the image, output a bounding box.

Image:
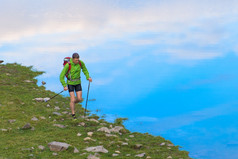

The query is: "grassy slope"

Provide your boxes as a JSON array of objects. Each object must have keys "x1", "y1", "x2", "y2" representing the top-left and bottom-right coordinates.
[{"x1": 0, "y1": 63, "x2": 191, "y2": 159}]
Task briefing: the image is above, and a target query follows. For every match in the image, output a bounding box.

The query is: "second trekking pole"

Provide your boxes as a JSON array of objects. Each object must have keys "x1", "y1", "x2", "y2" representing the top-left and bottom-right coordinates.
[{"x1": 84, "y1": 81, "x2": 91, "y2": 118}]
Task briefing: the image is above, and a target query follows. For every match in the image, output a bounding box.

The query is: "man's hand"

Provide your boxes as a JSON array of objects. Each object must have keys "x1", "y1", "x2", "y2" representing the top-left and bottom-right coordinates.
[
  {"x1": 64, "y1": 86, "x2": 68, "y2": 91},
  {"x1": 88, "y1": 78, "x2": 92, "y2": 82}
]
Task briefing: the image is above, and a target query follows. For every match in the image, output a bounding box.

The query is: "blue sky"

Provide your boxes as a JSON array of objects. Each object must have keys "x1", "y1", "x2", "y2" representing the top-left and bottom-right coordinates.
[{"x1": 1, "y1": 0, "x2": 238, "y2": 158}]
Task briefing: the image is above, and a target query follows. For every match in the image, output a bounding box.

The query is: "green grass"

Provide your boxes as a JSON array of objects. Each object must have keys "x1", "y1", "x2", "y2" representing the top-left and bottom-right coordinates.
[{"x1": 0, "y1": 63, "x2": 191, "y2": 159}]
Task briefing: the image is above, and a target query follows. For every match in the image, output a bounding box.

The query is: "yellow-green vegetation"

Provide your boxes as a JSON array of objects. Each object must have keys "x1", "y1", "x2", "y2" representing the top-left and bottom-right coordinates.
[{"x1": 0, "y1": 63, "x2": 191, "y2": 159}]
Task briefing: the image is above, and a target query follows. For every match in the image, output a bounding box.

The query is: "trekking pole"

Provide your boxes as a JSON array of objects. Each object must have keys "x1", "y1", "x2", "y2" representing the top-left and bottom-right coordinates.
[
  {"x1": 84, "y1": 81, "x2": 91, "y2": 118},
  {"x1": 45, "y1": 90, "x2": 64, "y2": 102}
]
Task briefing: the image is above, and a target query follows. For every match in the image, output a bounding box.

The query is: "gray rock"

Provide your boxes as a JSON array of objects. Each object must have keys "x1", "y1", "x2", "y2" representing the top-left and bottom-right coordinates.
[
  {"x1": 167, "y1": 156, "x2": 172, "y2": 159},
  {"x1": 24, "y1": 80, "x2": 33, "y2": 83},
  {"x1": 110, "y1": 126, "x2": 124, "y2": 133},
  {"x1": 160, "y1": 142, "x2": 166, "y2": 146},
  {"x1": 1, "y1": 129, "x2": 8, "y2": 132},
  {"x1": 86, "y1": 119, "x2": 99, "y2": 123},
  {"x1": 135, "y1": 144, "x2": 143, "y2": 149},
  {"x1": 38, "y1": 145, "x2": 45, "y2": 150},
  {"x1": 105, "y1": 134, "x2": 118, "y2": 137},
  {"x1": 52, "y1": 152, "x2": 58, "y2": 156},
  {"x1": 48, "y1": 141, "x2": 71, "y2": 152},
  {"x1": 77, "y1": 133, "x2": 82, "y2": 136},
  {"x1": 129, "y1": 135, "x2": 134, "y2": 138},
  {"x1": 53, "y1": 124, "x2": 66, "y2": 128},
  {"x1": 22, "y1": 123, "x2": 32, "y2": 130},
  {"x1": 167, "y1": 143, "x2": 174, "y2": 147},
  {"x1": 40, "y1": 116, "x2": 46, "y2": 120},
  {"x1": 112, "y1": 153, "x2": 119, "y2": 156},
  {"x1": 85, "y1": 146, "x2": 108, "y2": 153},
  {"x1": 8, "y1": 119, "x2": 16, "y2": 123},
  {"x1": 74, "y1": 147, "x2": 79, "y2": 153},
  {"x1": 78, "y1": 122, "x2": 85, "y2": 126},
  {"x1": 135, "y1": 153, "x2": 146, "y2": 158},
  {"x1": 87, "y1": 154, "x2": 100, "y2": 159},
  {"x1": 122, "y1": 142, "x2": 128, "y2": 145},
  {"x1": 97, "y1": 127, "x2": 111, "y2": 134},
  {"x1": 62, "y1": 111, "x2": 69, "y2": 114},
  {"x1": 54, "y1": 106, "x2": 60, "y2": 110},
  {"x1": 87, "y1": 132, "x2": 93, "y2": 136},
  {"x1": 31, "y1": 117, "x2": 38, "y2": 121},
  {"x1": 53, "y1": 112, "x2": 62, "y2": 116}
]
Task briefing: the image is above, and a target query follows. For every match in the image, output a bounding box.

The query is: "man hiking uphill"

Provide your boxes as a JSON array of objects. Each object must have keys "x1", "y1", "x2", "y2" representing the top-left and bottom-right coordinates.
[{"x1": 60, "y1": 53, "x2": 92, "y2": 120}]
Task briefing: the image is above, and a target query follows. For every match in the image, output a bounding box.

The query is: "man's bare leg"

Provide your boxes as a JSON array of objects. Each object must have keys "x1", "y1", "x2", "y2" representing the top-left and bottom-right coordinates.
[
  {"x1": 75, "y1": 91, "x2": 83, "y2": 103},
  {"x1": 69, "y1": 92, "x2": 76, "y2": 115}
]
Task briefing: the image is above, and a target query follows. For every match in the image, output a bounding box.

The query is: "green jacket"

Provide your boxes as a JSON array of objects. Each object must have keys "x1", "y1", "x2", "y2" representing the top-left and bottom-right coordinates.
[{"x1": 60, "y1": 58, "x2": 90, "y2": 87}]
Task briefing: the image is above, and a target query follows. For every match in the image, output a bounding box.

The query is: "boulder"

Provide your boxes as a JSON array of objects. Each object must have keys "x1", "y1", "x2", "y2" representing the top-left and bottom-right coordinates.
[
  {"x1": 48, "y1": 141, "x2": 71, "y2": 152},
  {"x1": 31, "y1": 117, "x2": 38, "y2": 121},
  {"x1": 74, "y1": 147, "x2": 79, "y2": 153},
  {"x1": 85, "y1": 146, "x2": 108, "y2": 153},
  {"x1": 87, "y1": 154, "x2": 100, "y2": 159}
]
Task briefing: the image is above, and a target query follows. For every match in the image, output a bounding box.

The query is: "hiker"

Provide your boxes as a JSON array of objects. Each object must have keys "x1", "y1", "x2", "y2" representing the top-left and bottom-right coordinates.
[{"x1": 60, "y1": 53, "x2": 92, "y2": 119}]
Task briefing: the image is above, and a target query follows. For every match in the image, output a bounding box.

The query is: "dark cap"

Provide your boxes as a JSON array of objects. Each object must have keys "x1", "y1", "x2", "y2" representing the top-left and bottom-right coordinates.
[{"x1": 72, "y1": 53, "x2": 80, "y2": 58}]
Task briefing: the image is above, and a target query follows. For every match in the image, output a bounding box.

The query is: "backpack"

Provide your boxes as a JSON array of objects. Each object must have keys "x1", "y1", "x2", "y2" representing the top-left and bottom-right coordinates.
[{"x1": 63, "y1": 57, "x2": 82, "y2": 79}]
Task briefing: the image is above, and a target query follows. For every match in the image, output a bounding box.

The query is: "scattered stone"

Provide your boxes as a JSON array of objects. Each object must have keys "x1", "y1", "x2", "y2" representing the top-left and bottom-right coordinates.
[
  {"x1": 134, "y1": 144, "x2": 143, "y2": 149},
  {"x1": 53, "y1": 112, "x2": 62, "y2": 116},
  {"x1": 34, "y1": 97, "x2": 50, "y2": 102},
  {"x1": 48, "y1": 141, "x2": 71, "y2": 152},
  {"x1": 31, "y1": 127, "x2": 35, "y2": 131},
  {"x1": 22, "y1": 123, "x2": 31, "y2": 130},
  {"x1": 115, "y1": 150, "x2": 120, "y2": 153},
  {"x1": 38, "y1": 145, "x2": 45, "y2": 150},
  {"x1": 135, "y1": 153, "x2": 146, "y2": 158},
  {"x1": 112, "y1": 153, "x2": 119, "y2": 157},
  {"x1": 122, "y1": 142, "x2": 128, "y2": 146},
  {"x1": 105, "y1": 134, "x2": 118, "y2": 137},
  {"x1": 129, "y1": 135, "x2": 134, "y2": 138},
  {"x1": 52, "y1": 152, "x2": 58, "y2": 156},
  {"x1": 46, "y1": 104, "x2": 50, "y2": 107},
  {"x1": 110, "y1": 126, "x2": 124, "y2": 133},
  {"x1": 6, "y1": 73, "x2": 11, "y2": 76},
  {"x1": 167, "y1": 156, "x2": 172, "y2": 159},
  {"x1": 29, "y1": 154, "x2": 33, "y2": 157},
  {"x1": 62, "y1": 111, "x2": 68, "y2": 114},
  {"x1": 85, "y1": 146, "x2": 108, "y2": 153},
  {"x1": 86, "y1": 119, "x2": 99, "y2": 123},
  {"x1": 40, "y1": 116, "x2": 46, "y2": 120},
  {"x1": 146, "y1": 156, "x2": 152, "y2": 159},
  {"x1": 125, "y1": 138, "x2": 129, "y2": 141},
  {"x1": 87, "y1": 154, "x2": 100, "y2": 159},
  {"x1": 24, "y1": 80, "x2": 33, "y2": 83},
  {"x1": 54, "y1": 106, "x2": 60, "y2": 110},
  {"x1": 167, "y1": 143, "x2": 174, "y2": 147},
  {"x1": 78, "y1": 122, "x2": 85, "y2": 126},
  {"x1": 74, "y1": 147, "x2": 79, "y2": 153},
  {"x1": 1, "y1": 129, "x2": 7, "y2": 132},
  {"x1": 97, "y1": 127, "x2": 111, "y2": 133},
  {"x1": 84, "y1": 137, "x2": 96, "y2": 142},
  {"x1": 160, "y1": 142, "x2": 166, "y2": 146},
  {"x1": 53, "y1": 124, "x2": 66, "y2": 128},
  {"x1": 87, "y1": 132, "x2": 93, "y2": 136},
  {"x1": 100, "y1": 123, "x2": 106, "y2": 126},
  {"x1": 77, "y1": 133, "x2": 82, "y2": 137},
  {"x1": 8, "y1": 119, "x2": 16, "y2": 123},
  {"x1": 126, "y1": 154, "x2": 131, "y2": 156},
  {"x1": 167, "y1": 147, "x2": 171, "y2": 150},
  {"x1": 21, "y1": 148, "x2": 32, "y2": 151},
  {"x1": 31, "y1": 117, "x2": 38, "y2": 121}
]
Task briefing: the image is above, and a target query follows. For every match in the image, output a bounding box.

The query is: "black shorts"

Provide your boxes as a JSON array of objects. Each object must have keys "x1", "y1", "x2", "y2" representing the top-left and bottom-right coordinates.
[{"x1": 68, "y1": 84, "x2": 82, "y2": 92}]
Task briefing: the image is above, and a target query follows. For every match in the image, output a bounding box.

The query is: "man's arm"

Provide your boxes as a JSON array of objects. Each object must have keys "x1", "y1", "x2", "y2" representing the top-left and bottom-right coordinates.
[{"x1": 81, "y1": 60, "x2": 92, "y2": 82}]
